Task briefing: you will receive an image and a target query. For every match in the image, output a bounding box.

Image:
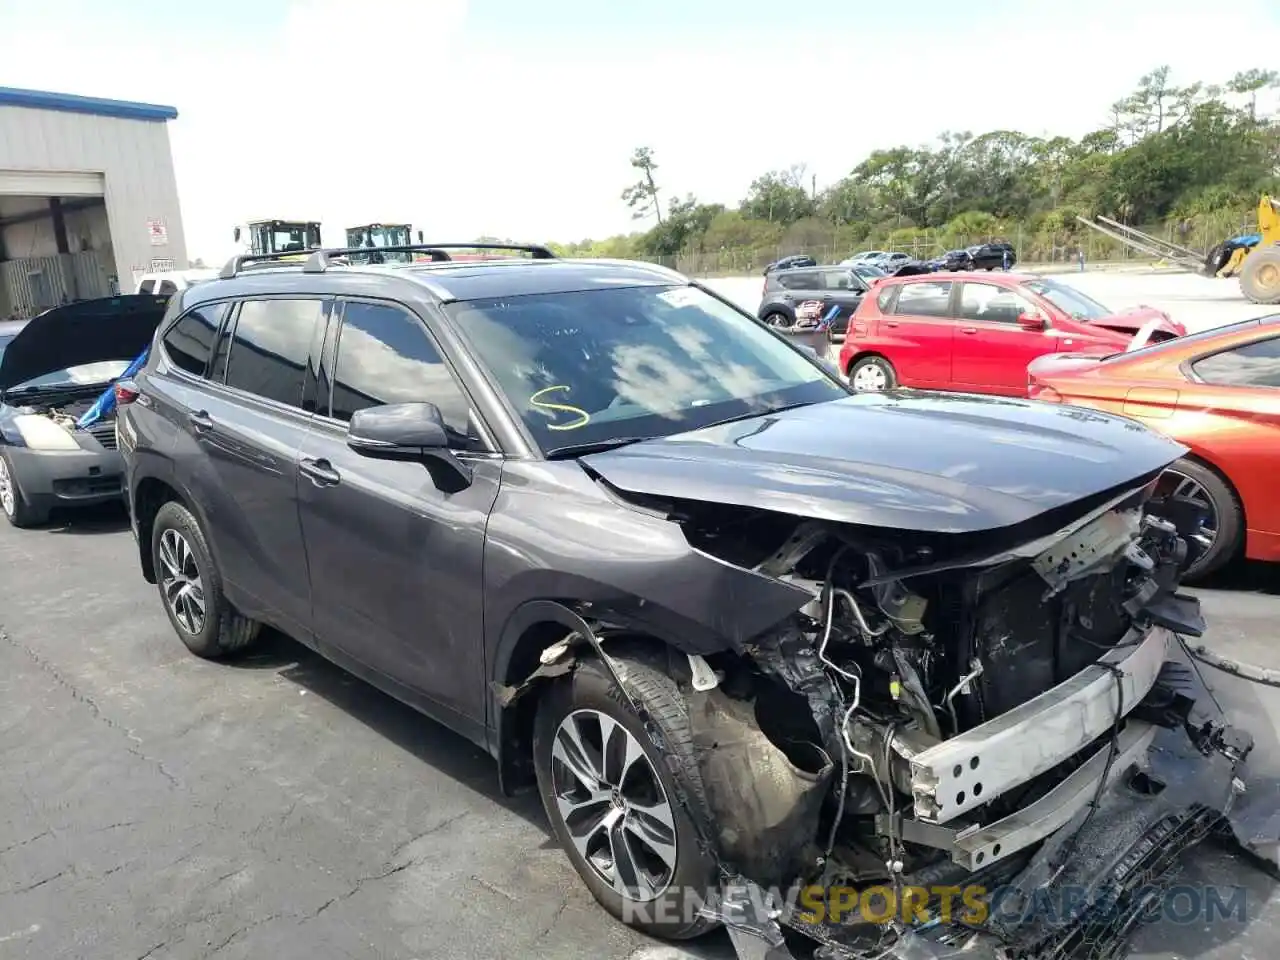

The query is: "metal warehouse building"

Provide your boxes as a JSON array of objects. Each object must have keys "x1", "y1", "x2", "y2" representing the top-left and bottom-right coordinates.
[{"x1": 0, "y1": 85, "x2": 188, "y2": 319}]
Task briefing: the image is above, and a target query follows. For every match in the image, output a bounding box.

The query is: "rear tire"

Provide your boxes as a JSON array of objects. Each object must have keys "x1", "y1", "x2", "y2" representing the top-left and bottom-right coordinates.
[
  {"x1": 150, "y1": 500, "x2": 260, "y2": 658},
  {"x1": 1239, "y1": 247, "x2": 1280, "y2": 305},
  {"x1": 1160, "y1": 457, "x2": 1242, "y2": 581},
  {"x1": 848, "y1": 355, "x2": 898, "y2": 392},
  {"x1": 533, "y1": 647, "x2": 718, "y2": 941},
  {"x1": 761, "y1": 310, "x2": 792, "y2": 329},
  {"x1": 0, "y1": 450, "x2": 48, "y2": 528}
]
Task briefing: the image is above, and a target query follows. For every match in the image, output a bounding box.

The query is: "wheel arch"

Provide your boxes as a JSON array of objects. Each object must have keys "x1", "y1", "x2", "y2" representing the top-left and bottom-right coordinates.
[
  {"x1": 489, "y1": 600, "x2": 677, "y2": 796},
  {"x1": 1171, "y1": 448, "x2": 1246, "y2": 528},
  {"x1": 844, "y1": 349, "x2": 892, "y2": 377}
]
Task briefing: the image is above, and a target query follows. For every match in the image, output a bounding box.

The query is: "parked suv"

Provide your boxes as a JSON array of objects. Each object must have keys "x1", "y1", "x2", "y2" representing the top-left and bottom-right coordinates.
[
  {"x1": 967, "y1": 241, "x2": 1017, "y2": 271},
  {"x1": 758, "y1": 264, "x2": 871, "y2": 330},
  {"x1": 115, "y1": 243, "x2": 1259, "y2": 960}
]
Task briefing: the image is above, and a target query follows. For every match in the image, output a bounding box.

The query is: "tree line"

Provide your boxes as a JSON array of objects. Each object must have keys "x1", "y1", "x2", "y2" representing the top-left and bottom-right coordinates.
[{"x1": 544, "y1": 68, "x2": 1280, "y2": 272}]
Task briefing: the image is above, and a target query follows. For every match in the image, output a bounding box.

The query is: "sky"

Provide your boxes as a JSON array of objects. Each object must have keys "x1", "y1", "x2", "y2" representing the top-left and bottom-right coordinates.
[{"x1": 2, "y1": 0, "x2": 1279, "y2": 263}]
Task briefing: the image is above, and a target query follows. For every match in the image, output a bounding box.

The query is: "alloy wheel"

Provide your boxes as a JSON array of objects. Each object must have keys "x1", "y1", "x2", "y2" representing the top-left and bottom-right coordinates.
[
  {"x1": 1161, "y1": 469, "x2": 1218, "y2": 554},
  {"x1": 852, "y1": 363, "x2": 888, "y2": 392},
  {"x1": 550, "y1": 708, "x2": 678, "y2": 903},
  {"x1": 159, "y1": 528, "x2": 207, "y2": 634},
  {"x1": 0, "y1": 457, "x2": 13, "y2": 517}
]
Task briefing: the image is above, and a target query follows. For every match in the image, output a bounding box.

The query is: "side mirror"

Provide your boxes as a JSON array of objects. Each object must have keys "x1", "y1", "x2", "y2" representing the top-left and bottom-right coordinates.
[
  {"x1": 1017, "y1": 312, "x2": 1046, "y2": 330},
  {"x1": 346, "y1": 402, "x2": 472, "y2": 490}
]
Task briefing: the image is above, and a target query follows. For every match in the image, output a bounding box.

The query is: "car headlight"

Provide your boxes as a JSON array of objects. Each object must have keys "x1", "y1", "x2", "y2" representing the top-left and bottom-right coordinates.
[{"x1": 14, "y1": 414, "x2": 82, "y2": 451}]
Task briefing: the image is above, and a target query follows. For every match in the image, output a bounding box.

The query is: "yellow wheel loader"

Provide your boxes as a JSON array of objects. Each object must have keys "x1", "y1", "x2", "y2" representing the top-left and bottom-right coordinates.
[{"x1": 1202, "y1": 195, "x2": 1280, "y2": 304}]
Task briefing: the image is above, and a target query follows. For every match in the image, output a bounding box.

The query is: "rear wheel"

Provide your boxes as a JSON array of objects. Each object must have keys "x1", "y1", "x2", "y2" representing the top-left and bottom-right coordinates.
[
  {"x1": 0, "y1": 451, "x2": 48, "y2": 528},
  {"x1": 533, "y1": 648, "x2": 718, "y2": 941},
  {"x1": 1158, "y1": 458, "x2": 1242, "y2": 581},
  {"x1": 761, "y1": 310, "x2": 792, "y2": 330},
  {"x1": 848, "y1": 355, "x2": 897, "y2": 392},
  {"x1": 151, "y1": 500, "x2": 261, "y2": 658},
  {"x1": 1239, "y1": 247, "x2": 1280, "y2": 305}
]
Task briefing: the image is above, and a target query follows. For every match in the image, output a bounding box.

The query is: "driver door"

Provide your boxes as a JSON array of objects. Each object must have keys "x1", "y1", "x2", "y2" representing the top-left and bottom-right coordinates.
[
  {"x1": 296, "y1": 298, "x2": 501, "y2": 726},
  {"x1": 950, "y1": 281, "x2": 1056, "y2": 394}
]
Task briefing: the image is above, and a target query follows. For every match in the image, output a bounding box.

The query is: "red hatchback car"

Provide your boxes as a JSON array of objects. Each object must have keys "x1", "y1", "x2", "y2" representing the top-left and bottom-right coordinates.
[
  {"x1": 1027, "y1": 314, "x2": 1280, "y2": 580},
  {"x1": 837, "y1": 272, "x2": 1186, "y2": 395}
]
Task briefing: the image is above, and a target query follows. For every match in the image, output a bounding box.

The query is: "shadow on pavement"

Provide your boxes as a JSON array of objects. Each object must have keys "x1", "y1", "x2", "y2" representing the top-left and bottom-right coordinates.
[{"x1": 43, "y1": 500, "x2": 131, "y2": 535}]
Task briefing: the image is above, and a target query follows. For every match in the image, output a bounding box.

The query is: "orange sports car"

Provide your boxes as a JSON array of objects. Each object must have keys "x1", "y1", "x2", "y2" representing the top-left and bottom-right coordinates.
[{"x1": 1026, "y1": 313, "x2": 1280, "y2": 580}]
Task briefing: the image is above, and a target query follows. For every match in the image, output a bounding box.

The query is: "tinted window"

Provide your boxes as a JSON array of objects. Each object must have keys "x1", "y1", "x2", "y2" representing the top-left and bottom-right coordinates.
[
  {"x1": 892, "y1": 281, "x2": 952, "y2": 318},
  {"x1": 138, "y1": 279, "x2": 156, "y2": 294},
  {"x1": 162, "y1": 303, "x2": 226, "y2": 377},
  {"x1": 329, "y1": 301, "x2": 475, "y2": 440},
  {"x1": 157, "y1": 280, "x2": 178, "y2": 295},
  {"x1": 958, "y1": 283, "x2": 1036, "y2": 324},
  {"x1": 221, "y1": 299, "x2": 320, "y2": 407},
  {"x1": 1192, "y1": 336, "x2": 1280, "y2": 388},
  {"x1": 779, "y1": 271, "x2": 818, "y2": 291}
]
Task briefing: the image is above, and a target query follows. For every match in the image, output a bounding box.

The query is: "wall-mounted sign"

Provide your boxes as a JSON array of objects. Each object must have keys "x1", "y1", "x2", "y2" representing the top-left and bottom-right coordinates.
[{"x1": 147, "y1": 219, "x2": 168, "y2": 246}]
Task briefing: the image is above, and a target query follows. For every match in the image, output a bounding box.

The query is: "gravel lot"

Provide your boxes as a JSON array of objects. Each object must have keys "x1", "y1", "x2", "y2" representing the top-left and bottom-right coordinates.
[{"x1": 0, "y1": 267, "x2": 1276, "y2": 960}]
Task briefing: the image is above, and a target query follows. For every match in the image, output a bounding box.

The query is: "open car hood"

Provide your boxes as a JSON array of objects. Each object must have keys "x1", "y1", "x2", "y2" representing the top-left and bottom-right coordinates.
[
  {"x1": 582, "y1": 392, "x2": 1187, "y2": 534},
  {"x1": 0, "y1": 294, "x2": 169, "y2": 393}
]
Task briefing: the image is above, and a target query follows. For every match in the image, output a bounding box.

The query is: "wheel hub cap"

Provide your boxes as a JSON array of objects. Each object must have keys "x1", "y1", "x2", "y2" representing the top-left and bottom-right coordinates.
[
  {"x1": 853, "y1": 364, "x2": 887, "y2": 391},
  {"x1": 1160, "y1": 470, "x2": 1219, "y2": 554},
  {"x1": 159, "y1": 528, "x2": 207, "y2": 634},
  {"x1": 550, "y1": 709, "x2": 678, "y2": 903}
]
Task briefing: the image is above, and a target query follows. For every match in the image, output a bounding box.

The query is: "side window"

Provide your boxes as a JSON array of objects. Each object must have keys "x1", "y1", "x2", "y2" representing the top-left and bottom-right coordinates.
[
  {"x1": 822, "y1": 269, "x2": 853, "y2": 291},
  {"x1": 221, "y1": 299, "x2": 321, "y2": 407},
  {"x1": 329, "y1": 301, "x2": 476, "y2": 443},
  {"x1": 157, "y1": 280, "x2": 178, "y2": 296},
  {"x1": 780, "y1": 271, "x2": 817, "y2": 291},
  {"x1": 958, "y1": 283, "x2": 1035, "y2": 324},
  {"x1": 891, "y1": 281, "x2": 953, "y2": 318},
  {"x1": 137, "y1": 279, "x2": 156, "y2": 294},
  {"x1": 1192, "y1": 336, "x2": 1280, "y2": 388},
  {"x1": 162, "y1": 302, "x2": 227, "y2": 377}
]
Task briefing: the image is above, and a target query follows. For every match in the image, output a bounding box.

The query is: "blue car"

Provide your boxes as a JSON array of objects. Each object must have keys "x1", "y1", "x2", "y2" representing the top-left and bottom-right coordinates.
[{"x1": 0, "y1": 295, "x2": 167, "y2": 527}]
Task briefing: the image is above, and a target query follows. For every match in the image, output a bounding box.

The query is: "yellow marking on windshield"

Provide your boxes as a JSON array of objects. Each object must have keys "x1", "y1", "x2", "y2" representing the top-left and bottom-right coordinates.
[{"x1": 530, "y1": 385, "x2": 590, "y2": 431}]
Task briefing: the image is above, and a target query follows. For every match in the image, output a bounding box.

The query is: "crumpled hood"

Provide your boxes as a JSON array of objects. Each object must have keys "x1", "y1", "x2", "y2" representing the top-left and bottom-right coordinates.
[
  {"x1": 0, "y1": 294, "x2": 169, "y2": 392},
  {"x1": 1087, "y1": 304, "x2": 1185, "y2": 338},
  {"x1": 582, "y1": 392, "x2": 1188, "y2": 534}
]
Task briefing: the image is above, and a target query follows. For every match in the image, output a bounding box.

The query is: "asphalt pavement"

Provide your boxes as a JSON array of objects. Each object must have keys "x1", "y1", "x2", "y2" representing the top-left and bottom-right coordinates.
[{"x1": 0, "y1": 504, "x2": 1277, "y2": 960}]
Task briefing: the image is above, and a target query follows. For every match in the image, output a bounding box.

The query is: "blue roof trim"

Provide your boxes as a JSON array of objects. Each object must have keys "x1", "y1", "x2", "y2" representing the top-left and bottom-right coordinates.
[{"x1": 0, "y1": 86, "x2": 178, "y2": 122}]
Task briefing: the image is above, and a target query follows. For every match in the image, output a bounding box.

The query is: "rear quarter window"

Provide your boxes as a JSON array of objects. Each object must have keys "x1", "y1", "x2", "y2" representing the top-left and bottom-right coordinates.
[
  {"x1": 162, "y1": 303, "x2": 228, "y2": 377},
  {"x1": 876, "y1": 285, "x2": 897, "y2": 312}
]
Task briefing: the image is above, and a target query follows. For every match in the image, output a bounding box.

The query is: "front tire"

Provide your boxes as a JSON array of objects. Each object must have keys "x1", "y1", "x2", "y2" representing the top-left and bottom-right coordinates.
[
  {"x1": 151, "y1": 500, "x2": 260, "y2": 658},
  {"x1": 1159, "y1": 458, "x2": 1242, "y2": 581},
  {"x1": 0, "y1": 450, "x2": 48, "y2": 528},
  {"x1": 847, "y1": 355, "x2": 898, "y2": 392},
  {"x1": 533, "y1": 648, "x2": 718, "y2": 941},
  {"x1": 1239, "y1": 248, "x2": 1280, "y2": 305}
]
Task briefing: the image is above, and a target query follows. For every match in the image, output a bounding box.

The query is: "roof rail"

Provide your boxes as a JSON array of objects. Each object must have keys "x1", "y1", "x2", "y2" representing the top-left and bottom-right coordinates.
[
  {"x1": 302, "y1": 242, "x2": 556, "y2": 273},
  {"x1": 218, "y1": 250, "x2": 315, "y2": 279}
]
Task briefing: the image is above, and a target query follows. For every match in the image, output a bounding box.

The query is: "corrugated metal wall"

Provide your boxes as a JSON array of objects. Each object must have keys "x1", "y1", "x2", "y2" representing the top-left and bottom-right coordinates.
[
  {"x1": 0, "y1": 251, "x2": 112, "y2": 317},
  {"x1": 0, "y1": 103, "x2": 187, "y2": 291}
]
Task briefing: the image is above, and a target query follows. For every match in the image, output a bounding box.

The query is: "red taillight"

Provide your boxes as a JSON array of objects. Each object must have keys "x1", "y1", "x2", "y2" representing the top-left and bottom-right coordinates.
[{"x1": 114, "y1": 381, "x2": 140, "y2": 405}]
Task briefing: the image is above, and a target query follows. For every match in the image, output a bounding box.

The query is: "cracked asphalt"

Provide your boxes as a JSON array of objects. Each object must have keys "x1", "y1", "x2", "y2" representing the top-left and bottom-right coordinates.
[{"x1": 0, "y1": 505, "x2": 1278, "y2": 960}]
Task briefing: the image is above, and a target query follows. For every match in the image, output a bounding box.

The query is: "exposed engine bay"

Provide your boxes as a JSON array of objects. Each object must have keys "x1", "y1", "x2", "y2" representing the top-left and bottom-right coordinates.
[{"x1": 516, "y1": 473, "x2": 1269, "y2": 960}]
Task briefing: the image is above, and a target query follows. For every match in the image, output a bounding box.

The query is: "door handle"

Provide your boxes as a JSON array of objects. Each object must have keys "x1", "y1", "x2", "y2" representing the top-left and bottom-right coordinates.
[
  {"x1": 189, "y1": 410, "x2": 214, "y2": 431},
  {"x1": 885, "y1": 320, "x2": 899, "y2": 327},
  {"x1": 299, "y1": 457, "x2": 341, "y2": 486},
  {"x1": 961, "y1": 327, "x2": 978, "y2": 334}
]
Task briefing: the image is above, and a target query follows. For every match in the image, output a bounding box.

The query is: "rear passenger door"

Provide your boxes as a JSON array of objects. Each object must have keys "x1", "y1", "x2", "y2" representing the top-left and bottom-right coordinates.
[
  {"x1": 185, "y1": 297, "x2": 329, "y2": 637},
  {"x1": 882, "y1": 280, "x2": 956, "y2": 386},
  {"x1": 296, "y1": 298, "x2": 502, "y2": 728}
]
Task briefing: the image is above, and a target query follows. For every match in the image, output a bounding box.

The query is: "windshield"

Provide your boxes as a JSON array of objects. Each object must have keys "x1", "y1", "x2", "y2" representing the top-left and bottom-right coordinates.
[
  {"x1": 1023, "y1": 279, "x2": 1113, "y2": 321},
  {"x1": 445, "y1": 284, "x2": 847, "y2": 455},
  {"x1": 853, "y1": 264, "x2": 887, "y2": 278},
  {"x1": 5, "y1": 358, "x2": 131, "y2": 393}
]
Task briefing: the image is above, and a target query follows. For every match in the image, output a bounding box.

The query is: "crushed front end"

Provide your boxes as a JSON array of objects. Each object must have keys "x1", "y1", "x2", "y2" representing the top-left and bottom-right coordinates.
[{"x1": 634, "y1": 475, "x2": 1270, "y2": 960}]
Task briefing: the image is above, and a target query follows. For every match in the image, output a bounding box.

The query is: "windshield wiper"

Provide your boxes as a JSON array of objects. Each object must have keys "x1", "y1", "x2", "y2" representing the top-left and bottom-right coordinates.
[
  {"x1": 544, "y1": 436, "x2": 657, "y2": 459},
  {"x1": 702, "y1": 399, "x2": 819, "y2": 430}
]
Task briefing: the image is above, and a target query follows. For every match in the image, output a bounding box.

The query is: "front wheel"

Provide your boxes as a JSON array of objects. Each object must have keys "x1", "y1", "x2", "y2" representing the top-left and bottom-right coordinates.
[
  {"x1": 0, "y1": 450, "x2": 48, "y2": 528},
  {"x1": 1158, "y1": 458, "x2": 1242, "y2": 581},
  {"x1": 847, "y1": 355, "x2": 898, "y2": 392},
  {"x1": 534, "y1": 649, "x2": 718, "y2": 941},
  {"x1": 151, "y1": 500, "x2": 261, "y2": 658}
]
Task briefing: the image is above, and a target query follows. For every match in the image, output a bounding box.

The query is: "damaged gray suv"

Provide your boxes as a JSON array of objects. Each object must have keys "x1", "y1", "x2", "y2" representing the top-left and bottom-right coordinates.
[{"x1": 118, "y1": 244, "x2": 1271, "y2": 960}]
